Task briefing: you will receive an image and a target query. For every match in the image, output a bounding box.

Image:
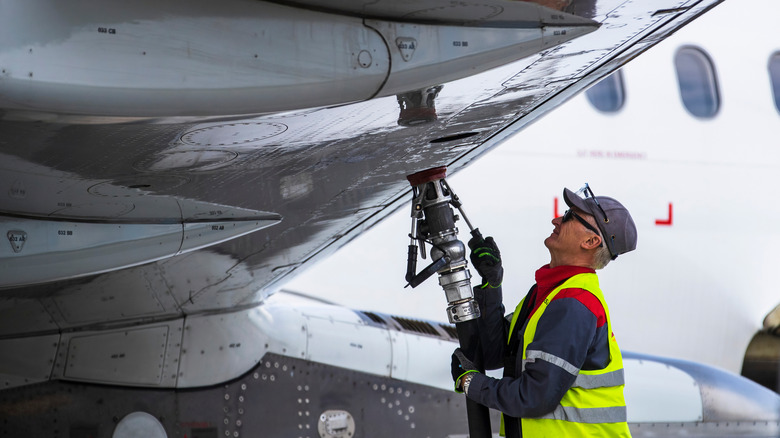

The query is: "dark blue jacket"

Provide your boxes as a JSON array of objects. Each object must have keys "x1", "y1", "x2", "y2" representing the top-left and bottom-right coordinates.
[{"x1": 466, "y1": 265, "x2": 611, "y2": 437}]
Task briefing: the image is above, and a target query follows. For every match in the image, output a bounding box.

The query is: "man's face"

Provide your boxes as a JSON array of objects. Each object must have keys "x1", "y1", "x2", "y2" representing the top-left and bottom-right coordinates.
[{"x1": 544, "y1": 207, "x2": 601, "y2": 265}]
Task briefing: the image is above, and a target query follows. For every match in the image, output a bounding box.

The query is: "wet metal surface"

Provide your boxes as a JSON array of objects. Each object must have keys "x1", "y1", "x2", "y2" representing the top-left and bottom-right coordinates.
[{"x1": 0, "y1": 0, "x2": 723, "y2": 333}]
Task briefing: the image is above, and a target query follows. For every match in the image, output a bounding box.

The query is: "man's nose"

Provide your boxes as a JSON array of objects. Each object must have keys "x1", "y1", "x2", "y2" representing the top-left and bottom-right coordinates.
[{"x1": 552, "y1": 216, "x2": 562, "y2": 225}]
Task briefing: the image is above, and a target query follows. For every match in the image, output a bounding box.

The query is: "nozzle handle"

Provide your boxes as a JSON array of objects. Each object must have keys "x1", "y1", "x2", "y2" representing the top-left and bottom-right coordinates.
[
  {"x1": 405, "y1": 256, "x2": 449, "y2": 288},
  {"x1": 405, "y1": 245, "x2": 418, "y2": 284}
]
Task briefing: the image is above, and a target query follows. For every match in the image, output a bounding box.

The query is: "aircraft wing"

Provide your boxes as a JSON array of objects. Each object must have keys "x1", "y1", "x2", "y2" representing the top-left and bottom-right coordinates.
[{"x1": 0, "y1": 0, "x2": 723, "y2": 336}]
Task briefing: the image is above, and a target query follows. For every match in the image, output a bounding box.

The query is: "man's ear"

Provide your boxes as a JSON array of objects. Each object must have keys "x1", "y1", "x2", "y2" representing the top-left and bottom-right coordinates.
[{"x1": 581, "y1": 234, "x2": 602, "y2": 250}]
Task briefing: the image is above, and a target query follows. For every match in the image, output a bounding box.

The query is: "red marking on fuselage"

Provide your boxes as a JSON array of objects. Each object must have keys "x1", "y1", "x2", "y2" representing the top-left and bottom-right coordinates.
[
  {"x1": 656, "y1": 203, "x2": 673, "y2": 226},
  {"x1": 179, "y1": 422, "x2": 211, "y2": 429},
  {"x1": 554, "y1": 197, "x2": 560, "y2": 218}
]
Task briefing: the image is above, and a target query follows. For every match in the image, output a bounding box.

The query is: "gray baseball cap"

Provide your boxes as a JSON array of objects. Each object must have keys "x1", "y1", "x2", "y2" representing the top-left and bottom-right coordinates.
[{"x1": 563, "y1": 184, "x2": 637, "y2": 260}]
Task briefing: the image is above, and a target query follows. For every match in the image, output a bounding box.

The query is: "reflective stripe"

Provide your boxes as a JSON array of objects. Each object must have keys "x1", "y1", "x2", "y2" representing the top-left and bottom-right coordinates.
[
  {"x1": 573, "y1": 369, "x2": 625, "y2": 389},
  {"x1": 507, "y1": 298, "x2": 526, "y2": 345},
  {"x1": 538, "y1": 405, "x2": 627, "y2": 424},
  {"x1": 524, "y1": 350, "x2": 579, "y2": 376}
]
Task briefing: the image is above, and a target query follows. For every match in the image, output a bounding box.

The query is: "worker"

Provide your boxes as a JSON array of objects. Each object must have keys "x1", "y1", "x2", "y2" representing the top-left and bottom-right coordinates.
[{"x1": 451, "y1": 183, "x2": 637, "y2": 437}]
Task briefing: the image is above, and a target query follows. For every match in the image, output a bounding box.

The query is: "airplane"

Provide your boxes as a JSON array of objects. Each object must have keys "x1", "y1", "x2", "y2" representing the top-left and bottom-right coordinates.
[
  {"x1": 287, "y1": 0, "x2": 780, "y2": 392},
  {"x1": 1, "y1": 1, "x2": 778, "y2": 438}
]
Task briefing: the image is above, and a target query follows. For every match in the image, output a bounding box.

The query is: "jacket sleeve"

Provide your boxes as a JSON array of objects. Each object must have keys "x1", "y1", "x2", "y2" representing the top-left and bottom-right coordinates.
[
  {"x1": 465, "y1": 294, "x2": 598, "y2": 418},
  {"x1": 473, "y1": 285, "x2": 509, "y2": 370}
]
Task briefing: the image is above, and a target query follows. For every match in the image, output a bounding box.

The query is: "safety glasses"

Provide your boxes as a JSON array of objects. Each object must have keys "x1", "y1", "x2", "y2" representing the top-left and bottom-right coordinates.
[
  {"x1": 575, "y1": 183, "x2": 609, "y2": 226},
  {"x1": 562, "y1": 209, "x2": 603, "y2": 239}
]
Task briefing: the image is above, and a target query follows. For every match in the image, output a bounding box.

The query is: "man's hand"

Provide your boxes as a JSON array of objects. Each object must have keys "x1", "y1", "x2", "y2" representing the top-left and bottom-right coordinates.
[
  {"x1": 451, "y1": 348, "x2": 479, "y2": 394},
  {"x1": 468, "y1": 234, "x2": 504, "y2": 288}
]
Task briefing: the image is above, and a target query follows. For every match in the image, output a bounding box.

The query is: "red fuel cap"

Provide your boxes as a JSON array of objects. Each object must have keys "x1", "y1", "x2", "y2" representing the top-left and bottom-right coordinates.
[{"x1": 406, "y1": 166, "x2": 447, "y2": 186}]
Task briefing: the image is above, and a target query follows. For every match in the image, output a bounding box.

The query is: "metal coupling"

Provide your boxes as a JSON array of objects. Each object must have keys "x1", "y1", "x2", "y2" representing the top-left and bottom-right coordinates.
[
  {"x1": 447, "y1": 300, "x2": 481, "y2": 324},
  {"x1": 438, "y1": 268, "x2": 473, "y2": 303}
]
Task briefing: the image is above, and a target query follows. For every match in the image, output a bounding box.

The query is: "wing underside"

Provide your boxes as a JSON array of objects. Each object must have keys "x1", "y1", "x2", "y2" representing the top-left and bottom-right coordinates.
[{"x1": 0, "y1": 0, "x2": 724, "y2": 387}]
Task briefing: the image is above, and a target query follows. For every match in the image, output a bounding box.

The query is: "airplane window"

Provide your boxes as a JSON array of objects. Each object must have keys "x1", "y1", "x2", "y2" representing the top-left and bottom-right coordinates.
[
  {"x1": 769, "y1": 53, "x2": 780, "y2": 113},
  {"x1": 585, "y1": 70, "x2": 625, "y2": 113},
  {"x1": 674, "y1": 46, "x2": 720, "y2": 118}
]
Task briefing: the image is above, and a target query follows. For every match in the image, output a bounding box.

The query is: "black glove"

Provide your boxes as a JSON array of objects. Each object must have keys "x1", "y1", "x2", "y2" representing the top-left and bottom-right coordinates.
[
  {"x1": 468, "y1": 234, "x2": 504, "y2": 288},
  {"x1": 451, "y1": 348, "x2": 479, "y2": 393}
]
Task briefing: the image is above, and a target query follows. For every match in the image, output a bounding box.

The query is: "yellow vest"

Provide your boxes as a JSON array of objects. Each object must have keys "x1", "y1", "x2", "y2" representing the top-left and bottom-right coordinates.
[{"x1": 503, "y1": 273, "x2": 631, "y2": 437}]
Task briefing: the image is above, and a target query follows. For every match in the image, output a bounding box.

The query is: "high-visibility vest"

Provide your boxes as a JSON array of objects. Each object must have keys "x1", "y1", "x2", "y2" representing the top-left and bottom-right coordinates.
[{"x1": 503, "y1": 273, "x2": 631, "y2": 437}]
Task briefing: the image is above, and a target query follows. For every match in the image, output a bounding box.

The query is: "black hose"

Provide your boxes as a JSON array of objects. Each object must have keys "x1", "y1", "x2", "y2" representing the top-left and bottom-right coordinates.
[{"x1": 456, "y1": 318, "x2": 492, "y2": 437}]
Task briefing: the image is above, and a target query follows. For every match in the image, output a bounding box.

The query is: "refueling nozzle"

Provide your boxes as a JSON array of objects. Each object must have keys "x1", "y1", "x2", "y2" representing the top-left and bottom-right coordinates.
[
  {"x1": 405, "y1": 166, "x2": 494, "y2": 437},
  {"x1": 404, "y1": 166, "x2": 480, "y2": 324}
]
